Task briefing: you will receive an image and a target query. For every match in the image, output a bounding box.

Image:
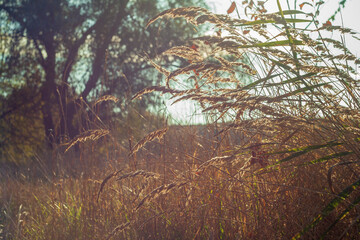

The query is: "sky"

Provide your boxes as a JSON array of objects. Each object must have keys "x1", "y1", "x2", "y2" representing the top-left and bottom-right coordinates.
[{"x1": 164, "y1": 0, "x2": 360, "y2": 125}]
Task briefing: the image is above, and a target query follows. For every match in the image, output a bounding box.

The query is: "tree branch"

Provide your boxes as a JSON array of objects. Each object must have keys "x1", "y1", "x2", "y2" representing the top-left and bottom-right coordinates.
[{"x1": 81, "y1": 0, "x2": 129, "y2": 100}]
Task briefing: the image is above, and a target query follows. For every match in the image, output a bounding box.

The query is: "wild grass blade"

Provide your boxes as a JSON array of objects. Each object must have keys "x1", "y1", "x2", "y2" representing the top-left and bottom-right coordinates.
[
  {"x1": 238, "y1": 40, "x2": 304, "y2": 48},
  {"x1": 320, "y1": 195, "x2": 360, "y2": 239},
  {"x1": 292, "y1": 178, "x2": 360, "y2": 239}
]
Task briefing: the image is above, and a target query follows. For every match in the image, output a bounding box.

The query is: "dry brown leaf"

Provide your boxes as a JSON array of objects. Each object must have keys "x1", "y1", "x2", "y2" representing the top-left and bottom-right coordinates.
[{"x1": 227, "y1": 2, "x2": 236, "y2": 14}]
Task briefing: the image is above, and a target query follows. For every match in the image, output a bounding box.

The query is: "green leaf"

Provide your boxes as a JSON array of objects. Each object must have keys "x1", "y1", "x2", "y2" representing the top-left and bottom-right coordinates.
[
  {"x1": 272, "y1": 141, "x2": 343, "y2": 165},
  {"x1": 268, "y1": 82, "x2": 328, "y2": 103},
  {"x1": 239, "y1": 18, "x2": 311, "y2": 26},
  {"x1": 238, "y1": 40, "x2": 304, "y2": 48},
  {"x1": 320, "y1": 195, "x2": 360, "y2": 239},
  {"x1": 241, "y1": 74, "x2": 282, "y2": 90},
  {"x1": 278, "y1": 10, "x2": 308, "y2": 15},
  {"x1": 264, "y1": 73, "x2": 316, "y2": 87},
  {"x1": 292, "y1": 178, "x2": 360, "y2": 239},
  {"x1": 304, "y1": 151, "x2": 353, "y2": 166}
]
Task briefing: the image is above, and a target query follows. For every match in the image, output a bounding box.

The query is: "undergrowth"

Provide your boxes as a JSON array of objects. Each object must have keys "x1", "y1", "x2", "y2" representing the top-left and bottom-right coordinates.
[{"x1": 2, "y1": 0, "x2": 360, "y2": 239}]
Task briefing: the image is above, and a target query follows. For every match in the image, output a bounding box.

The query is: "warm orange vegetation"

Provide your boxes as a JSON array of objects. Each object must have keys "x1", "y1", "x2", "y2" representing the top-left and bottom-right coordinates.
[
  {"x1": 2, "y1": 1, "x2": 360, "y2": 239},
  {"x1": 1, "y1": 122, "x2": 360, "y2": 239}
]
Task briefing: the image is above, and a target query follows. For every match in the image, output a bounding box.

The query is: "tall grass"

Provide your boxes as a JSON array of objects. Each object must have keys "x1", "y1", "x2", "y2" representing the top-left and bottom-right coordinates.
[
  {"x1": 132, "y1": 1, "x2": 360, "y2": 239},
  {"x1": 1, "y1": 0, "x2": 360, "y2": 239}
]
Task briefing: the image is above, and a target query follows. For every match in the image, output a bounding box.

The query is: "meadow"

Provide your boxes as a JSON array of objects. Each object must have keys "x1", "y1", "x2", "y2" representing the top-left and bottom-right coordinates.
[{"x1": 1, "y1": 1, "x2": 360, "y2": 239}]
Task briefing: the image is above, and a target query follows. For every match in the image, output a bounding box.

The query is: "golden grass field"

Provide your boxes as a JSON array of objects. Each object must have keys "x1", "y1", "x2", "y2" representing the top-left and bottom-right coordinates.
[
  {"x1": 2, "y1": 2, "x2": 360, "y2": 239},
  {"x1": 1, "y1": 121, "x2": 360, "y2": 239}
]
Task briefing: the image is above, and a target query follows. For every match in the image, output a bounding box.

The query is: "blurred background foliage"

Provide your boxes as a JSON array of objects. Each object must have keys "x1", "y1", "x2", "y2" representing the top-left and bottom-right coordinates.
[{"x1": 0, "y1": 0, "x2": 207, "y2": 164}]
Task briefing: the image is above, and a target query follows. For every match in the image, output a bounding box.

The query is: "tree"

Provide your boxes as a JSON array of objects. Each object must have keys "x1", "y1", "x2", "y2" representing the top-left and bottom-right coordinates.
[{"x1": 0, "y1": 0, "x2": 207, "y2": 156}]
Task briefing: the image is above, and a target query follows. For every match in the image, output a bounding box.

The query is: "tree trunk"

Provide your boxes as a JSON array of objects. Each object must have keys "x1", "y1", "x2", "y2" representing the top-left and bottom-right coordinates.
[
  {"x1": 41, "y1": 39, "x2": 57, "y2": 148},
  {"x1": 57, "y1": 1, "x2": 129, "y2": 141},
  {"x1": 63, "y1": 2, "x2": 129, "y2": 141}
]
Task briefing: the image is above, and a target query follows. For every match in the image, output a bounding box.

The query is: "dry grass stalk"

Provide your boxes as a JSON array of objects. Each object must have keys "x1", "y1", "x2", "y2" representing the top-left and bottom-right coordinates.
[
  {"x1": 163, "y1": 46, "x2": 203, "y2": 62},
  {"x1": 96, "y1": 169, "x2": 123, "y2": 203},
  {"x1": 105, "y1": 222, "x2": 131, "y2": 240},
  {"x1": 196, "y1": 155, "x2": 235, "y2": 171},
  {"x1": 136, "y1": 181, "x2": 188, "y2": 211},
  {"x1": 131, "y1": 86, "x2": 180, "y2": 101},
  {"x1": 129, "y1": 128, "x2": 168, "y2": 157},
  {"x1": 117, "y1": 170, "x2": 160, "y2": 181},
  {"x1": 146, "y1": 7, "x2": 210, "y2": 28},
  {"x1": 94, "y1": 95, "x2": 119, "y2": 106},
  {"x1": 65, "y1": 129, "x2": 110, "y2": 152}
]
